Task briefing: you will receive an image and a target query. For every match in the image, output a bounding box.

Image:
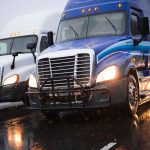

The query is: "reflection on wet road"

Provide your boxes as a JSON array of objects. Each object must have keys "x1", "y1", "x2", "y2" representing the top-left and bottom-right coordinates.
[
  {"x1": 7, "y1": 124, "x2": 23, "y2": 149},
  {"x1": 1, "y1": 104, "x2": 150, "y2": 150}
]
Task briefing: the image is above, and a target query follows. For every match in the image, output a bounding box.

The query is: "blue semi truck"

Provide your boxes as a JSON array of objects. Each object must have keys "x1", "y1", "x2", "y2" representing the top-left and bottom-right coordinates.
[{"x1": 25, "y1": 0, "x2": 150, "y2": 116}]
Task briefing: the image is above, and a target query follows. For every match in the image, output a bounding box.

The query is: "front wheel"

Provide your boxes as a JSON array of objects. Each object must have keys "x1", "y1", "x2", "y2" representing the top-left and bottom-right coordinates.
[{"x1": 126, "y1": 75, "x2": 139, "y2": 116}]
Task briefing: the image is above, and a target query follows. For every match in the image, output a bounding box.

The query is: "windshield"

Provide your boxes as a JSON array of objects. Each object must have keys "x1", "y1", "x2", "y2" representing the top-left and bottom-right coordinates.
[
  {"x1": 57, "y1": 11, "x2": 126, "y2": 43},
  {"x1": 0, "y1": 35, "x2": 38, "y2": 55},
  {"x1": 0, "y1": 39, "x2": 13, "y2": 55}
]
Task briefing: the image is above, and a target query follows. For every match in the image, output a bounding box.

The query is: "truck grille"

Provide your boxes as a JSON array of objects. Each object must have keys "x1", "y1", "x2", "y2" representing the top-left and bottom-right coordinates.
[{"x1": 38, "y1": 53, "x2": 90, "y2": 89}]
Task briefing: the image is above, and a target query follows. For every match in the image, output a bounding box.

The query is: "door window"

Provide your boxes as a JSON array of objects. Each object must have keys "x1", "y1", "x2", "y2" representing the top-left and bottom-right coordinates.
[
  {"x1": 40, "y1": 36, "x2": 49, "y2": 52},
  {"x1": 131, "y1": 14, "x2": 140, "y2": 36}
]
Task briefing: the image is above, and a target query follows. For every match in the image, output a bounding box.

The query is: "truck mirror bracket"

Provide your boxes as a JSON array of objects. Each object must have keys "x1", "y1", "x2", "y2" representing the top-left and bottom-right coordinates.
[
  {"x1": 11, "y1": 52, "x2": 19, "y2": 70},
  {"x1": 27, "y1": 43, "x2": 37, "y2": 63}
]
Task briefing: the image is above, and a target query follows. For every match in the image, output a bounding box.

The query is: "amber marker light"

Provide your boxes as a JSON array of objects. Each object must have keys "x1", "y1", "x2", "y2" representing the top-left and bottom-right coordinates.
[
  {"x1": 118, "y1": 3, "x2": 122, "y2": 8},
  {"x1": 17, "y1": 32, "x2": 20, "y2": 36},
  {"x1": 14, "y1": 32, "x2": 17, "y2": 37},
  {"x1": 94, "y1": 7, "x2": 98, "y2": 12},
  {"x1": 88, "y1": 8, "x2": 91, "y2": 13},
  {"x1": 82, "y1": 9, "x2": 85, "y2": 13},
  {"x1": 10, "y1": 33, "x2": 13, "y2": 37}
]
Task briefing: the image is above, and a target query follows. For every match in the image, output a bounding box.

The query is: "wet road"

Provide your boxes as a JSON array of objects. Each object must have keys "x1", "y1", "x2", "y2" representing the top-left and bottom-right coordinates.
[{"x1": 1, "y1": 104, "x2": 150, "y2": 150}]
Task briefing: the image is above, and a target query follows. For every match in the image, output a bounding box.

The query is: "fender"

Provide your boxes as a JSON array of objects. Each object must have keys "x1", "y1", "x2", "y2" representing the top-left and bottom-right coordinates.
[
  {"x1": 95, "y1": 39, "x2": 150, "y2": 79},
  {"x1": 95, "y1": 51, "x2": 136, "y2": 79},
  {"x1": 3, "y1": 64, "x2": 35, "y2": 84}
]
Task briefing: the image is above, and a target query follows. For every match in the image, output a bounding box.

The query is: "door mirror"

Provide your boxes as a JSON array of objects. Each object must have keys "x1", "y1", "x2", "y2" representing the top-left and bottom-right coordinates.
[
  {"x1": 27, "y1": 42, "x2": 37, "y2": 50},
  {"x1": 47, "y1": 31, "x2": 54, "y2": 46},
  {"x1": 27, "y1": 42, "x2": 37, "y2": 63},
  {"x1": 140, "y1": 17, "x2": 150, "y2": 35}
]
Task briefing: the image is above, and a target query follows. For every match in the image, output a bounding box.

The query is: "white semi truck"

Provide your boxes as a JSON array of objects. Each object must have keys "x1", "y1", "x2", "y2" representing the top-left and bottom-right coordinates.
[{"x1": 0, "y1": 11, "x2": 61, "y2": 102}]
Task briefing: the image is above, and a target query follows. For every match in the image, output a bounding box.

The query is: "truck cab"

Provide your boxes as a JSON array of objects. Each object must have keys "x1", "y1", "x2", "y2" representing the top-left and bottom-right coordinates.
[
  {"x1": 26, "y1": 0, "x2": 150, "y2": 116},
  {"x1": 0, "y1": 11, "x2": 61, "y2": 102}
]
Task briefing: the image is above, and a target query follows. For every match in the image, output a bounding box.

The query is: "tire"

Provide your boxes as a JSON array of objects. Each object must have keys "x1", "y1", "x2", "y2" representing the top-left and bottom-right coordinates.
[
  {"x1": 23, "y1": 94, "x2": 30, "y2": 107},
  {"x1": 125, "y1": 74, "x2": 139, "y2": 116}
]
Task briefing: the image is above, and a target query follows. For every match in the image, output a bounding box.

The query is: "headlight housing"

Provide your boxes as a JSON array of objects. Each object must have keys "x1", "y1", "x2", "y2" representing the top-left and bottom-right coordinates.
[
  {"x1": 96, "y1": 65, "x2": 119, "y2": 83},
  {"x1": 3, "y1": 74, "x2": 19, "y2": 86},
  {"x1": 28, "y1": 74, "x2": 37, "y2": 88}
]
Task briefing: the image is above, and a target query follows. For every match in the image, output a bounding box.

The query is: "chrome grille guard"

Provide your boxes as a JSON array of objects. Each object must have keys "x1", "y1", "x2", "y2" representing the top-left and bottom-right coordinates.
[{"x1": 27, "y1": 75, "x2": 109, "y2": 107}]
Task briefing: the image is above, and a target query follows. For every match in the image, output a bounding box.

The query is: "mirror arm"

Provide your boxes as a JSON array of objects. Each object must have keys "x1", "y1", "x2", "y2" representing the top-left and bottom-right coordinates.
[
  {"x1": 133, "y1": 35, "x2": 145, "y2": 46},
  {"x1": 30, "y1": 49, "x2": 36, "y2": 63}
]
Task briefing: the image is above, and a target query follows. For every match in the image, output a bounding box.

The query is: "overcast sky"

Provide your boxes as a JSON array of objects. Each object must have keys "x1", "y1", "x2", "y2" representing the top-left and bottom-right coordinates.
[{"x1": 0, "y1": 0, "x2": 68, "y2": 29}]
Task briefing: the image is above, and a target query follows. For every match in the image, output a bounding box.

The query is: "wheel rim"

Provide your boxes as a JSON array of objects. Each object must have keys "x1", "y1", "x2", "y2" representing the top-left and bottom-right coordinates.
[{"x1": 128, "y1": 81, "x2": 138, "y2": 113}]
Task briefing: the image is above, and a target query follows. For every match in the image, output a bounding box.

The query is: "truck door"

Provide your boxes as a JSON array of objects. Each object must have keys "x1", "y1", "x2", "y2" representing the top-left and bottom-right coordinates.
[
  {"x1": 130, "y1": 9, "x2": 150, "y2": 92},
  {"x1": 40, "y1": 36, "x2": 49, "y2": 52}
]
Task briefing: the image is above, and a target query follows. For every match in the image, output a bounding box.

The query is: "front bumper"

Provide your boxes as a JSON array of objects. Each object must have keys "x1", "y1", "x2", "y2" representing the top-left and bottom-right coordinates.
[
  {"x1": 26, "y1": 77, "x2": 127, "y2": 110},
  {"x1": 0, "y1": 82, "x2": 27, "y2": 102}
]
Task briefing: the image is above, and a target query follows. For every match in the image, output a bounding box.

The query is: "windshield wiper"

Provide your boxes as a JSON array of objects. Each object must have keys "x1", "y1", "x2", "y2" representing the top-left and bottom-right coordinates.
[
  {"x1": 69, "y1": 25, "x2": 80, "y2": 39},
  {"x1": 105, "y1": 16, "x2": 117, "y2": 35},
  {"x1": 0, "y1": 54, "x2": 7, "y2": 56},
  {"x1": 11, "y1": 52, "x2": 25, "y2": 69}
]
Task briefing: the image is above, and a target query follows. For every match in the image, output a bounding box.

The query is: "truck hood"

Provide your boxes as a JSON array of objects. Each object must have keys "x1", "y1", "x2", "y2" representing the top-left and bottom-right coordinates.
[
  {"x1": 0, "y1": 54, "x2": 36, "y2": 67},
  {"x1": 0, "y1": 54, "x2": 36, "y2": 85},
  {"x1": 0, "y1": 55, "x2": 13, "y2": 67},
  {"x1": 0, "y1": 55, "x2": 13, "y2": 85},
  {"x1": 41, "y1": 36, "x2": 129, "y2": 55}
]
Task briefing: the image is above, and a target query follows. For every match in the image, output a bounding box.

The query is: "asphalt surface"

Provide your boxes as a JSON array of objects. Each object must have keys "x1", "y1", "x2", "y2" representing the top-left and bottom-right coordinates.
[{"x1": 0, "y1": 104, "x2": 150, "y2": 150}]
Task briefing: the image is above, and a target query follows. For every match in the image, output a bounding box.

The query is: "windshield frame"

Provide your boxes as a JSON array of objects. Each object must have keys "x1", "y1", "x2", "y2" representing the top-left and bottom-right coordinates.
[
  {"x1": 56, "y1": 16, "x2": 88, "y2": 43},
  {"x1": 0, "y1": 35, "x2": 38, "y2": 56},
  {"x1": 56, "y1": 11, "x2": 127, "y2": 43}
]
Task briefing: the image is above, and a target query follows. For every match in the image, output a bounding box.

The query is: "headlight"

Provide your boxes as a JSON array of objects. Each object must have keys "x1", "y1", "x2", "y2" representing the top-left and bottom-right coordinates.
[
  {"x1": 3, "y1": 74, "x2": 19, "y2": 86},
  {"x1": 28, "y1": 74, "x2": 37, "y2": 88},
  {"x1": 96, "y1": 66, "x2": 119, "y2": 83}
]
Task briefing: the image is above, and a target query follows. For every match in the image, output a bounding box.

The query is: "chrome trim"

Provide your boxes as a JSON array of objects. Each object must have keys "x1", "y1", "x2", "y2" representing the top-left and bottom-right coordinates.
[{"x1": 37, "y1": 49, "x2": 95, "y2": 90}]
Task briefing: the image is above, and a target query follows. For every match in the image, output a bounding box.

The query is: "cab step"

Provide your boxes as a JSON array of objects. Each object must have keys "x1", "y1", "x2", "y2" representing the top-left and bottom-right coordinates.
[{"x1": 139, "y1": 90, "x2": 150, "y2": 105}]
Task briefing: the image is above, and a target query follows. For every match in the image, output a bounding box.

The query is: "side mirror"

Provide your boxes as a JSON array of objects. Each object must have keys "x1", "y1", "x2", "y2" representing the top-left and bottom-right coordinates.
[
  {"x1": 140, "y1": 17, "x2": 150, "y2": 35},
  {"x1": 47, "y1": 31, "x2": 54, "y2": 46},
  {"x1": 27, "y1": 42, "x2": 37, "y2": 63},
  {"x1": 27, "y1": 42, "x2": 37, "y2": 50}
]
